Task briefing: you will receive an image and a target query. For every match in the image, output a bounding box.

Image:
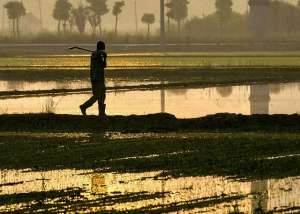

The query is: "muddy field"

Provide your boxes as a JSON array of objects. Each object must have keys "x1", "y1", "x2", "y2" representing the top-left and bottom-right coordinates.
[
  {"x1": 0, "y1": 124, "x2": 300, "y2": 213},
  {"x1": 0, "y1": 50, "x2": 300, "y2": 213}
]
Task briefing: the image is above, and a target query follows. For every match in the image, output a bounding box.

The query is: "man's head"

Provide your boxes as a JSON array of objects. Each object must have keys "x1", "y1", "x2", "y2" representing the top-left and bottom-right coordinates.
[{"x1": 97, "y1": 41, "x2": 105, "y2": 51}]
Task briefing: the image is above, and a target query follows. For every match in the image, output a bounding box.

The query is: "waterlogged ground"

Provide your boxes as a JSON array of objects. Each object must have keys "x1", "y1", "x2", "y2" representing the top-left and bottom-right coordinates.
[
  {"x1": 1, "y1": 132, "x2": 300, "y2": 213},
  {"x1": 1, "y1": 51, "x2": 300, "y2": 213},
  {"x1": 0, "y1": 82, "x2": 299, "y2": 117},
  {"x1": 1, "y1": 169, "x2": 300, "y2": 213}
]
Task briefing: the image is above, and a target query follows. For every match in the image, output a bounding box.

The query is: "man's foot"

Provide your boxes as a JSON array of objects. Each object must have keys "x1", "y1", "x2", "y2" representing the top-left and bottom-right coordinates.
[
  {"x1": 80, "y1": 105, "x2": 87, "y2": 115},
  {"x1": 98, "y1": 104, "x2": 106, "y2": 117}
]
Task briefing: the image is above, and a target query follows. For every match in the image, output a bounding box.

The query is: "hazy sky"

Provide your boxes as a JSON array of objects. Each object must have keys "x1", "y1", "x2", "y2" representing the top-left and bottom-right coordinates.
[{"x1": 0, "y1": 0, "x2": 298, "y2": 33}]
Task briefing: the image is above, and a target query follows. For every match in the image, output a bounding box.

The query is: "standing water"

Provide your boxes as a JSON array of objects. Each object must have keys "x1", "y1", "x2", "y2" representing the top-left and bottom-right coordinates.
[
  {"x1": 1, "y1": 169, "x2": 300, "y2": 213},
  {"x1": 0, "y1": 82, "x2": 299, "y2": 118}
]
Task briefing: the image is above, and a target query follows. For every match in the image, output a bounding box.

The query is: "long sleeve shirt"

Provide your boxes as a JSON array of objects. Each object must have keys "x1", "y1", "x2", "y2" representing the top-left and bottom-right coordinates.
[{"x1": 90, "y1": 50, "x2": 107, "y2": 83}]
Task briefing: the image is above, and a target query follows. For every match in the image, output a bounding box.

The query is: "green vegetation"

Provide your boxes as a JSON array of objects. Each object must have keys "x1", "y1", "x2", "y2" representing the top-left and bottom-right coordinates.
[{"x1": 3, "y1": 52, "x2": 300, "y2": 67}]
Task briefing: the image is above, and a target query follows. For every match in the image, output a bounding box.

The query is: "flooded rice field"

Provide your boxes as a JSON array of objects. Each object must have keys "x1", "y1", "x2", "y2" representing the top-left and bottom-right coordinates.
[
  {"x1": 1, "y1": 52, "x2": 300, "y2": 213},
  {"x1": 0, "y1": 82, "x2": 299, "y2": 117},
  {"x1": 3, "y1": 52, "x2": 300, "y2": 68},
  {"x1": 1, "y1": 169, "x2": 300, "y2": 213}
]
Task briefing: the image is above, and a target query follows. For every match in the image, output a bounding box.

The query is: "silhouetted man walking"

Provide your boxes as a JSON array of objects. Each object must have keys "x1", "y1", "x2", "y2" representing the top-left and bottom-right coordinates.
[{"x1": 80, "y1": 41, "x2": 107, "y2": 117}]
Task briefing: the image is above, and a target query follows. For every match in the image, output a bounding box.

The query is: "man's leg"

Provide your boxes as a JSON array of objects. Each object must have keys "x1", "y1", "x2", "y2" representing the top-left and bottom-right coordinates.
[
  {"x1": 80, "y1": 82, "x2": 99, "y2": 115},
  {"x1": 98, "y1": 86, "x2": 106, "y2": 117},
  {"x1": 80, "y1": 96, "x2": 97, "y2": 115}
]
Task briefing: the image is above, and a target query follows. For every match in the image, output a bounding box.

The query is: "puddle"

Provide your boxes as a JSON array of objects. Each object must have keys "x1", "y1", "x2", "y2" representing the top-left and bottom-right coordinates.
[
  {"x1": 0, "y1": 169, "x2": 299, "y2": 213},
  {"x1": 0, "y1": 82, "x2": 299, "y2": 118}
]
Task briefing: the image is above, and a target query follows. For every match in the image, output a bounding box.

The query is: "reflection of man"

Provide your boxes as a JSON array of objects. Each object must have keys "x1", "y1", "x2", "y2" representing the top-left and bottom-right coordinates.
[
  {"x1": 91, "y1": 174, "x2": 107, "y2": 194},
  {"x1": 251, "y1": 180, "x2": 268, "y2": 213},
  {"x1": 80, "y1": 41, "x2": 107, "y2": 117}
]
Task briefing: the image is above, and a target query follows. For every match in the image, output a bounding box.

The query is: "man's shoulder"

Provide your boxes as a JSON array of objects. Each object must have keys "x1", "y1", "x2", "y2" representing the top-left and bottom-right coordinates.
[{"x1": 91, "y1": 51, "x2": 107, "y2": 58}]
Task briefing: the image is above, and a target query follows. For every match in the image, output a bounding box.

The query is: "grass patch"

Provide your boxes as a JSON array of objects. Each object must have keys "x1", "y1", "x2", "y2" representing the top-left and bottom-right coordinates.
[{"x1": 0, "y1": 113, "x2": 299, "y2": 133}]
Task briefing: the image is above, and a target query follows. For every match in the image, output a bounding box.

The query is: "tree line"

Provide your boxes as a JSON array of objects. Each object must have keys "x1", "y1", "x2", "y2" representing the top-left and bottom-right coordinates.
[
  {"x1": 184, "y1": 0, "x2": 300, "y2": 42},
  {"x1": 3, "y1": 0, "x2": 300, "y2": 42}
]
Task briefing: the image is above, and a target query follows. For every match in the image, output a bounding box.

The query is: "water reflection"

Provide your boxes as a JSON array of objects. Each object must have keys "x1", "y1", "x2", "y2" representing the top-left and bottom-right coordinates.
[
  {"x1": 0, "y1": 80, "x2": 159, "y2": 92},
  {"x1": 249, "y1": 85, "x2": 270, "y2": 115},
  {"x1": 216, "y1": 86, "x2": 233, "y2": 98},
  {"x1": 6, "y1": 81, "x2": 25, "y2": 91},
  {"x1": 251, "y1": 180, "x2": 268, "y2": 213},
  {"x1": 1, "y1": 169, "x2": 300, "y2": 213},
  {"x1": 167, "y1": 89, "x2": 188, "y2": 96},
  {"x1": 270, "y1": 84, "x2": 281, "y2": 95},
  {"x1": 161, "y1": 81, "x2": 166, "y2": 113},
  {"x1": 0, "y1": 80, "x2": 90, "y2": 92},
  {"x1": 0, "y1": 83, "x2": 299, "y2": 118}
]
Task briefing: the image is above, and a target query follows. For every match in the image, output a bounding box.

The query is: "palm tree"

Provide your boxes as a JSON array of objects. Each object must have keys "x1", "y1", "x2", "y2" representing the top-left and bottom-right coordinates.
[
  {"x1": 215, "y1": 0, "x2": 233, "y2": 33},
  {"x1": 86, "y1": 0, "x2": 109, "y2": 36},
  {"x1": 53, "y1": 0, "x2": 72, "y2": 33},
  {"x1": 160, "y1": 0, "x2": 165, "y2": 44},
  {"x1": 4, "y1": 1, "x2": 26, "y2": 37},
  {"x1": 165, "y1": 0, "x2": 189, "y2": 38},
  {"x1": 38, "y1": 0, "x2": 43, "y2": 28},
  {"x1": 141, "y1": 13, "x2": 155, "y2": 41},
  {"x1": 69, "y1": 12, "x2": 75, "y2": 32},
  {"x1": 112, "y1": 1, "x2": 125, "y2": 36},
  {"x1": 86, "y1": 9, "x2": 97, "y2": 35},
  {"x1": 72, "y1": 5, "x2": 87, "y2": 34}
]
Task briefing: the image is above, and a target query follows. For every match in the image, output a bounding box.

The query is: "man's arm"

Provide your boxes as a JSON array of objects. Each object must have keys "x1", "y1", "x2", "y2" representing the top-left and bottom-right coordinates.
[{"x1": 102, "y1": 52, "x2": 107, "y2": 68}]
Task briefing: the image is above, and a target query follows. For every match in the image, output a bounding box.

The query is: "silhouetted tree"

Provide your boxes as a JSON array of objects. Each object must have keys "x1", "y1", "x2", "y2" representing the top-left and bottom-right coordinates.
[
  {"x1": 4, "y1": 1, "x2": 26, "y2": 37},
  {"x1": 165, "y1": 0, "x2": 189, "y2": 37},
  {"x1": 53, "y1": 0, "x2": 72, "y2": 33},
  {"x1": 113, "y1": 1, "x2": 125, "y2": 36},
  {"x1": 268, "y1": 0, "x2": 300, "y2": 36},
  {"x1": 215, "y1": 0, "x2": 233, "y2": 32},
  {"x1": 72, "y1": 5, "x2": 87, "y2": 34},
  {"x1": 86, "y1": 0, "x2": 109, "y2": 36},
  {"x1": 183, "y1": 13, "x2": 248, "y2": 42},
  {"x1": 166, "y1": 0, "x2": 171, "y2": 33},
  {"x1": 86, "y1": 9, "x2": 97, "y2": 35},
  {"x1": 141, "y1": 13, "x2": 155, "y2": 40},
  {"x1": 69, "y1": 12, "x2": 75, "y2": 32}
]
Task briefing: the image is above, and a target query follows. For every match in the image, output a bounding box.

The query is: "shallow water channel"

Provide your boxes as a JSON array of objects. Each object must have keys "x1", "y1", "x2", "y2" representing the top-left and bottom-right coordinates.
[
  {"x1": 0, "y1": 82, "x2": 299, "y2": 118},
  {"x1": 1, "y1": 169, "x2": 299, "y2": 213},
  {"x1": 0, "y1": 79, "x2": 157, "y2": 92}
]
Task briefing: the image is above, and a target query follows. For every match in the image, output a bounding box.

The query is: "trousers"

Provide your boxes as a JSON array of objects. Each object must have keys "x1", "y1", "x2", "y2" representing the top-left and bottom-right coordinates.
[{"x1": 82, "y1": 82, "x2": 106, "y2": 114}]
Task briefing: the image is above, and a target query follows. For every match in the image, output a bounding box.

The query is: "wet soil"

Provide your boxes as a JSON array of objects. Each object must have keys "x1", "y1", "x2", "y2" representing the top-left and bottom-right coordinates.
[{"x1": 0, "y1": 113, "x2": 299, "y2": 133}]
